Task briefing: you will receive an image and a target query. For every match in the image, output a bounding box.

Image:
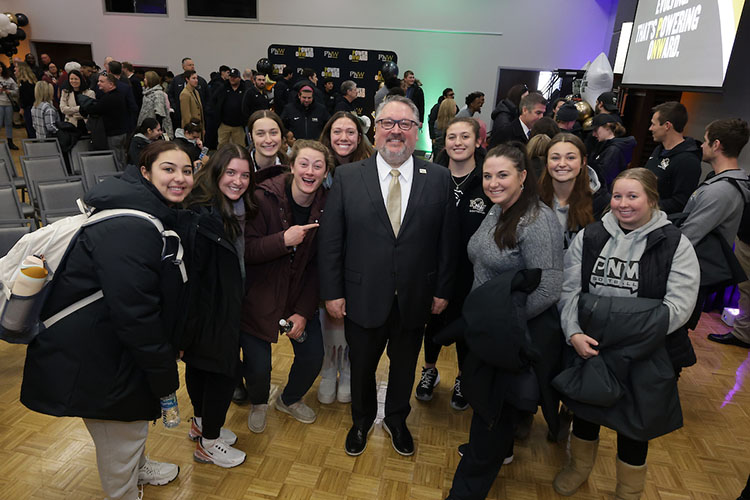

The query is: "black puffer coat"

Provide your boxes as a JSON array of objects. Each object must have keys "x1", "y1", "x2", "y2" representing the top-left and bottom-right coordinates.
[
  {"x1": 20, "y1": 167, "x2": 189, "y2": 421},
  {"x1": 179, "y1": 206, "x2": 244, "y2": 377}
]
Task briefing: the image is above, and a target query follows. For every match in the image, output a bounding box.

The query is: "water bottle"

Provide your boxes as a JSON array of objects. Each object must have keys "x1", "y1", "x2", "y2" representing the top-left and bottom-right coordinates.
[
  {"x1": 195, "y1": 146, "x2": 209, "y2": 170},
  {"x1": 279, "y1": 318, "x2": 306, "y2": 343},
  {"x1": 159, "y1": 393, "x2": 180, "y2": 428}
]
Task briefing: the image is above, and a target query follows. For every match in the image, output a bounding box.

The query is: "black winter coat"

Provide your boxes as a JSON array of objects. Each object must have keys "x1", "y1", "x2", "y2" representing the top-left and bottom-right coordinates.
[
  {"x1": 281, "y1": 100, "x2": 330, "y2": 140},
  {"x1": 589, "y1": 136, "x2": 636, "y2": 189},
  {"x1": 180, "y1": 206, "x2": 244, "y2": 377},
  {"x1": 644, "y1": 137, "x2": 702, "y2": 214},
  {"x1": 490, "y1": 98, "x2": 518, "y2": 131},
  {"x1": 553, "y1": 294, "x2": 682, "y2": 441},
  {"x1": 20, "y1": 167, "x2": 189, "y2": 421}
]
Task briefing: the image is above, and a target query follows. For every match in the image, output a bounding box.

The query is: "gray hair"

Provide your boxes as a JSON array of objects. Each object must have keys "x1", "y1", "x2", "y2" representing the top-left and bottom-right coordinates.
[
  {"x1": 375, "y1": 95, "x2": 420, "y2": 124},
  {"x1": 340, "y1": 80, "x2": 356, "y2": 94}
]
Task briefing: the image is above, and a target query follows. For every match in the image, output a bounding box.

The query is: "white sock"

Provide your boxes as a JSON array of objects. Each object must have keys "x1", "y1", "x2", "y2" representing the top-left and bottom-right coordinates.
[
  {"x1": 201, "y1": 437, "x2": 217, "y2": 449},
  {"x1": 193, "y1": 416, "x2": 202, "y2": 428}
]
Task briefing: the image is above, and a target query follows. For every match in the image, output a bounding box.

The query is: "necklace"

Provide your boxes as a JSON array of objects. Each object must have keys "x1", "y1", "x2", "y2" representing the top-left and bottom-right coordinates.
[{"x1": 452, "y1": 172, "x2": 470, "y2": 189}]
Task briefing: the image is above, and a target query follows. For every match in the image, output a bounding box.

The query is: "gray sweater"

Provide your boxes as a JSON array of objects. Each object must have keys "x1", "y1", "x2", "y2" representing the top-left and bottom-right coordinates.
[
  {"x1": 680, "y1": 168, "x2": 750, "y2": 246},
  {"x1": 467, "y1": 201, "x2": 563, "y2": 319}
]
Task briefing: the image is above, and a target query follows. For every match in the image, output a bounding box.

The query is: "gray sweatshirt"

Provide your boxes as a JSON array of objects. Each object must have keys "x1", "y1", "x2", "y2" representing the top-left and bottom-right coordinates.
[
  {"x1": 680, "y1": 168, "x2": 750, "y2": 247},
  {"x1": 559, "y1": 210, "x2": 699, "y2": 341},
  {"x1": 468, "y1": 201, "x2": 563, "y2": 319}
]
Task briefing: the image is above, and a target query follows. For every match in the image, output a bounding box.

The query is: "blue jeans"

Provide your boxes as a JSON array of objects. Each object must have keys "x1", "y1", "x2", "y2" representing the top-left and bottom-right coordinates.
[
  {"x1": 22, "y1": 106, "x2": 35, "y2": 139},
  {"x1": 0, "y1": 105, "x2": 12, "y2": 140},
  {"x1": 240, "y1": 311, "x2": 324, "y2": 406}
]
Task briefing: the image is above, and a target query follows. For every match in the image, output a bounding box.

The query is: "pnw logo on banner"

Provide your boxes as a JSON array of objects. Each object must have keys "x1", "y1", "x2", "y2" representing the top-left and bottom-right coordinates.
[
  {"x1": 270, "y1": 47, "x2": 285, "y2": 56},
  {"x1": 349, "y1": 50, "x2": 368, "y2": 62},
  {"x1": 350, "y1": 71, "x2": 365, "y2": 79},
  {"x1": 378, "y1": 54, "x2": 395, "y2": 62},
  {"x1": 591, "y1": 257, "x2": 639, "y2": 293},
  {"x1": 296, "y1": 47, "x2": 314, "y2": 58},
  {"x1": 324, "y1": 50, "x2": 339, "y2": 59},
  {"x1": 323, "y1": 67, "x2": 340, "y2": 78}
]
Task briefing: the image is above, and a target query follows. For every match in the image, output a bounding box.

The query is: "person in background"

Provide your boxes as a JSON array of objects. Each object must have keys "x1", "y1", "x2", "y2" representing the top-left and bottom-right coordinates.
[
  {"x1": 530, "y1": 117, "x2": 561, "y2": 140},
  {"x1": 334, "y1": 80, "x2": 358, "y2": 114},
  {"x1": 167, "y1": 58, "x2": 208, "y2": 130},
  {"x1": 139, "y1": 71, "x2": 173, "y2": 139},
  {"x1": 180, "y1": 70, "x2": 205, "y2": 135},
  {"x1": 322, "y1": 77, "x2": 338, "y2": 115},
  {"x1": 489, "y1": 93, "x2": 547, "y2": 148},
  {"x1": 174, "y1": 119, "x2": 205, "y2": 166},
  {"x1": 456, "y1": 91, "x2": 484, "y2": 118},
  {"x1": 41, "y1": 61, "x2": 60, "y2": 108},
  {"x1": 416, "y1": 117, "x2": 490, "y2": 411},
  {"x1": 273, "y1": 66, "x2": 295, "y2": 115},
  {"x1": 281, "y1": 85, "x2": 330, "y2": 140},
  {"x1": 127, "y1": 118, "x2": 163, "y2": 166},
  {"x1": 31, "y1": 81, "x2": 59, "y2": 139},
  {"x1": 428, "y1": 88, "x2": 456, "y2": 144},
  {"x1": 88, "y1": 73, "x2": 130, "y2": 169},
  {"x1": 60, "y1": 69, "x2": 96, "y2": 134},
  {"x1": 403, "y1": 70, "x2": 425, "y2": 124},
  {"x1": 241, "y1": 140, "x2": 330, "y2": 433},
  {"x1": 490, "y1": 83, "x2": 529, "y2": 130},
  {"x1": 526, "y1": 133, "x2": 552, "y2": 179},
  {"x1": 431, "y1": 98, "x2": 459, "y2": 159},
  {"x1": 241, "y1": 72, "x2": 271, "y2": 121},
  {"x1": 588, "y1": 113, "x2": 636, "y2": 189},
  {"x1": 181, "y1": 144, "x2": 258, "y2": 468},
  {"x1": 447, "y1": 143, "x2": 563, "y2": 499},
  {"x1": 15, "y1": 62, "x2": 38, "y2": 140},
  {"x1": 554, "y1": 168, "x2": 698, "y2": 499},
  {"x1": 121, "y1": 62, "x2": 143, "y2": 109},
  {"x1": 644, "y1": 101, "x2": 701, "y2": 214},
  {"x1": 247, "y1": 110, "x2": 287, "y2": 173},
  {"x1": 214, "y1": 68, "x2": 247, "y2": 147},
  {"x1": 315, "y1": 112, "x2": 375, "y2": 404},
  {"x1": 554, "y1": 103, "x2": 580, "y2": 134},
  {"x1": 21, "y1": 141, "x2": 195, "y2": 500},
  {"x1": 0, "y1": 62, "x2": 19, "y2": 149}
]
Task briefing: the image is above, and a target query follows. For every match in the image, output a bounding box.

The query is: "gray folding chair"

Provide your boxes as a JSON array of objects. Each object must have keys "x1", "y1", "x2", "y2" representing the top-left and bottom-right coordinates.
[
  {"x1": 20, "y1": 155, "x2": 69, "y2": 210},
  {"x1": 0, "y1": 184, "x2": 23, "y2": 219},
  {"x1": 0, "y1": 163, "x2": 33, "y2": 219},
  {"x1": 36, "y1": 177, "x2": 85, "y2": 213},
  {"x1": 40, "y1": 209, "x2": 79, "y2": 226},
  {"x1": 22, "y1": 138, "x2": 63, "y2": 158},
  {"x1": 0, "y1": 143, "x2": 25, "y2": 191},
  {"x1": 69, "y1": 139, "x2": 93, "y2": 175},
  {"x1": 80, "y1": 152, "x2": 119, "y2": 191},
  {"x1": 0, "y1": 220, "x2": 33, "y2": 257}
]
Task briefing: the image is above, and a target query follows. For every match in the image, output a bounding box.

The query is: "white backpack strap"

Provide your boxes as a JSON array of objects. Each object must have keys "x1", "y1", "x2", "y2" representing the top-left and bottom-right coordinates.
[
  {"x1": 84, "y1": 209, "x2": 188, "y2": 284},
  {"x1": 42, "y1": 290, "x2": 104, "y2": 329}
]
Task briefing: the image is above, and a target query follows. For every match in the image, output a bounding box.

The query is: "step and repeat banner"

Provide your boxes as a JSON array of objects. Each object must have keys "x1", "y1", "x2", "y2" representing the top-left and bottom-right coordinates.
[{"x1": 268, "y1": 44, "x2": 398, "y2": 121}]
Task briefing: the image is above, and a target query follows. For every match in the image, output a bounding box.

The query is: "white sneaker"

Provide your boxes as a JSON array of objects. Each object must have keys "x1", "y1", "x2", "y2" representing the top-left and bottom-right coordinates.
[
  {"x1": 337, "y1": 375, "x2": 351, "y2": 403},
  {"x1": 248, "y1": 404, "x2": 268, "y2": 433},
  {"x1": 137, "y1": 457, "x2": 179, "y2": 485},
  {"x1": 318, "y1": 377, "x2": 337, "y2": 404},
  {"x1": 194, "y1": 438, "x2": 246, "y2": 468},
  {"x1": 188, "y1": 417, "x2": 238, "y2": 446},
  {"x1": 275, "y1": 398, "x2": 316, "y2": 423}
]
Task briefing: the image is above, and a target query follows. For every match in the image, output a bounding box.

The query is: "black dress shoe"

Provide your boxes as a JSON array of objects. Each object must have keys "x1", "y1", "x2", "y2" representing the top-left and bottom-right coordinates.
[
  {"x1": 707, "y1": 332, "x2": 750, "y2": 348},
  {"x1": 232, "y1": 382, "x2": 249, "y2": 404},
  {"x1": 383, "y1": 420, "x2": 414, "y2": 456},
  {"x1": 345, "y1": 424, "x2": 372, "y2": 456}
]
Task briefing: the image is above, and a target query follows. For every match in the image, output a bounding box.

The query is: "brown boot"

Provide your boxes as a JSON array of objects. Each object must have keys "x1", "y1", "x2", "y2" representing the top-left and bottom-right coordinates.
[
  {"x1": 614, "y1": 458, "x2": 647, "y2": 499},
  {"x1": 553, "y1": 435, "x2": 599, "y2": 496}
]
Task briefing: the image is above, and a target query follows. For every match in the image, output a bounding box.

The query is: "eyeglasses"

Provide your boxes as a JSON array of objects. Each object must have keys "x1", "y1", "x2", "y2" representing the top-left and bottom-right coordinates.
[{"x1": 376, "y1": 118, "x2": 419, "y2": 131}]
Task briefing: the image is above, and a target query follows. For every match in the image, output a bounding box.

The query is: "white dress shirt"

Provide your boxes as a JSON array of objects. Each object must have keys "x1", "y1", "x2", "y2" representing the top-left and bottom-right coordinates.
[
  {"x1": 376, "y1": 152, "x2": 414, "y2": 224},
  {"x1": 519, "y1": 118, "x2": 531, "y2": 139}
]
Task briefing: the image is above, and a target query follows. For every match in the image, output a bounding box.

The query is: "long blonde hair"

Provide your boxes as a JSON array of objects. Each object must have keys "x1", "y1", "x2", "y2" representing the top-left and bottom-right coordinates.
[
  {"x1": 15, "y1": 62, "x2": 37, "y2": 84},
  {"x1": 33, "y1": 81, "x2": 54, "y2": 107},
  {"x1": 436, "y1": 98, "x2": 457, "y2": 132}
]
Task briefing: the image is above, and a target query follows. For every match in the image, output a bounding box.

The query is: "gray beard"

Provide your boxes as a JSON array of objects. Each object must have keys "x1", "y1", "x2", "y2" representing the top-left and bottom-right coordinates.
[{"x1": 377, "y1": 145, "x2": 412, "y2": 166}]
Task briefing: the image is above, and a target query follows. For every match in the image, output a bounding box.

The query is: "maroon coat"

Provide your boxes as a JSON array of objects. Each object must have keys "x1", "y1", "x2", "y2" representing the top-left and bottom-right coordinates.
[{"x1": 241, "y1": 168, "x2": 327, "y2": 342}]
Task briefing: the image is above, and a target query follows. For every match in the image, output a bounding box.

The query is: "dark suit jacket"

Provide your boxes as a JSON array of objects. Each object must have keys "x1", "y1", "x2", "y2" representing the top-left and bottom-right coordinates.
[
  {"x1": 318, "y1": 155, "x2": 458, "y2": 330},
  {"x1": 489, "y1": 118, "x2": 528, "y2": 149},
  {"x1": 128, "y1": 74, "x2": 144, "y2": 109}
]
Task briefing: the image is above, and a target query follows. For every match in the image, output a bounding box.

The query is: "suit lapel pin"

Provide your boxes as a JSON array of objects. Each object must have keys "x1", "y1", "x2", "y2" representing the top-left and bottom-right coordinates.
[{"x1": 419, "y1": 168, "x2": 427, "y2": 174}]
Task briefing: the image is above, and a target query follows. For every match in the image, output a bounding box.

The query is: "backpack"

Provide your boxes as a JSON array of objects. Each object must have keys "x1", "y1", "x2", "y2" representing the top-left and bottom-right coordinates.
[{"x1": 0, "y1": 201, "x2": 187, "y2": 344}]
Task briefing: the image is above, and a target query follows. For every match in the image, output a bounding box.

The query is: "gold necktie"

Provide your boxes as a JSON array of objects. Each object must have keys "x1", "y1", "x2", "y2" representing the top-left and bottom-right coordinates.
[{"x1": 387, "y1": 168, "x2": 401, "y2": 236}]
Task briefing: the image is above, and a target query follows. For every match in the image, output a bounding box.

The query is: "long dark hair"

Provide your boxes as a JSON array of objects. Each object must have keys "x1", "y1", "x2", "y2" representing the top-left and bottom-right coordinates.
[
  {"x1": 67, "y1": 69, "x2": 89, "y2": 92},
  {"x1": 538, "y1": 133, "x2": 593, "y2": 231},
  {"x1": 486, "y1": 142, "x2": 539, "y2": 250},
  {"x1": 188, "y1": 143, "x2": 258, "y2": 240},
  {"x1": 318, "y1": 111, "x2": 373, "y2": 169}
]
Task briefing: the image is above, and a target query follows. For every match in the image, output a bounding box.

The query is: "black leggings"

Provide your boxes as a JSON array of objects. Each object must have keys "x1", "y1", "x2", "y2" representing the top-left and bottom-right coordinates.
[
  {"x1": 572, "y1": 416, "x2": 648, "y2": 466},
  {"x1": 185, "y1": 364, "x2": 236, "y2": 440}
]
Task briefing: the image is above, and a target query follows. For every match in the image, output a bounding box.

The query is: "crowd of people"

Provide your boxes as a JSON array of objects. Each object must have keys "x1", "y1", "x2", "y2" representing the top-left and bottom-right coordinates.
[{"x1": 3, "y1": 51, "x2": 750, "y2": 500}]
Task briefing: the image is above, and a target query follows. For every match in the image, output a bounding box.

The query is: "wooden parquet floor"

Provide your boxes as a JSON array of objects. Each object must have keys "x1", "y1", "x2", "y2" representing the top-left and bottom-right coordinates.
[{"x1": 0, "y1": 312, "x2": 747, "y2": 499}]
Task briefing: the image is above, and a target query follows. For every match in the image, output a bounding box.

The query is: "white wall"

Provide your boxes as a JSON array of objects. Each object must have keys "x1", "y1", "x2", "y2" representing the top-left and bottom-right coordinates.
[{"x1": 10, "y1": 0, "x2": 618, "y2": 149}]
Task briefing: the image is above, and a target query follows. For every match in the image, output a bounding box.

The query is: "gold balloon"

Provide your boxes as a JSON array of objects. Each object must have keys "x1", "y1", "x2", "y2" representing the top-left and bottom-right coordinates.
[
  {"x1": 574, "y1": 100, "x2": 594, "y2": 121},
  {"x1": 582, "y1": 117, "x2": 594, "y2": 131},
  {"x1": 4, "y1": 13, "x2": 18, "y2": 24}
]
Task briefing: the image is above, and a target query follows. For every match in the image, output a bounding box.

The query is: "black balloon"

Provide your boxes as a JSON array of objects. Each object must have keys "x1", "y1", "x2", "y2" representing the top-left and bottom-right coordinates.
[
  {"x1": 15, "y1": 13, "x2": 28, "y2": 27},
  {"x1": 381, "y1": 61, "x2": 399, "y2": 79},
  {"x1": 15, "y1": 28, "x2": 25, "y2": 41},
  {"x1": 256, "y1": 58, "x2": 271, "y2": 75}
]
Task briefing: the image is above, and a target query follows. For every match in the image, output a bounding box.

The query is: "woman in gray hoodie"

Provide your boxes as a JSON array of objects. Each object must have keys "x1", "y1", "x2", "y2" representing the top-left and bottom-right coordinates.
[{"x1": 554, "y1": 168, "x2": 699, "y2": 499}]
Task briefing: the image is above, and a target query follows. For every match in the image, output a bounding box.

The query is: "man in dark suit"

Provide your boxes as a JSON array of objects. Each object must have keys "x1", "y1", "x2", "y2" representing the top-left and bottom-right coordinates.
[
  {"x1": 489, "y1": 92, "x2": 547, "y2": 148},
  {"x1": 121, "y1": 61, "x2": 143, "y2": 109},
  {"x1": 318, "y1": 96, "x2": 458, "y2": 457},
  {"x1": 166, "y1": 57, "x2": 209, "y2": 131}
]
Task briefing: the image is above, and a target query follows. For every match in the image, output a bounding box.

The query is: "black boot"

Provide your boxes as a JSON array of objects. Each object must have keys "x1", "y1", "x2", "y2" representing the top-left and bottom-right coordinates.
[{"x1": 7, "y1": 139, "x2": 18, "y2": 150}]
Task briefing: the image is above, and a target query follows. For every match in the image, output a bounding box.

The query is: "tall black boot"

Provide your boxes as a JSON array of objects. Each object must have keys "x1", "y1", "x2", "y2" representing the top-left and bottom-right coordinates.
[{"x1": 7, "y1": 138, "x2": 18, "y2": 150}]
